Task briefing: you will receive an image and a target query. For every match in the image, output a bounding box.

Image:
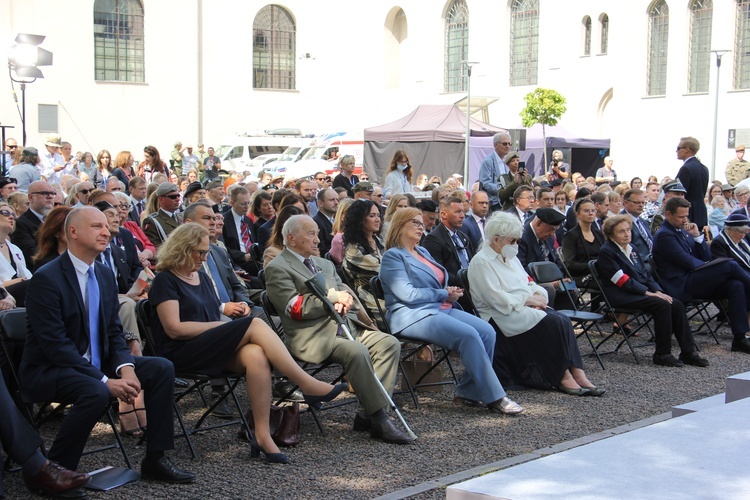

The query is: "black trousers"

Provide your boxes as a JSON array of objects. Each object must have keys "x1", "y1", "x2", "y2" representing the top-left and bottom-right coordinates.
[
  {"x1": 48, "y1": 356, "x2": 174, "y2": 471},
  {"x1": 624, "y1": 296, "x2": 696, "y2": 356},
  {"x1": 686, "y1": 260, "x2": 750, "y2": 338}
]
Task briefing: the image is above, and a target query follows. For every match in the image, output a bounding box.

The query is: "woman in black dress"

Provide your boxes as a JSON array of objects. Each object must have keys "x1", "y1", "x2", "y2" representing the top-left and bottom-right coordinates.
[
  {"x1": 562, "y1": 198, "x2": 605, "y2": 287},
  {"x1": 150, "y1": 223, "x2": 345, "y2": 464}
]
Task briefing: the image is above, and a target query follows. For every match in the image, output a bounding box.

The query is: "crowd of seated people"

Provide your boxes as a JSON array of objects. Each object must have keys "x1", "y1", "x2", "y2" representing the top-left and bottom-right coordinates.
[{"x1": 6, "y1": 131, "x2": 750, "y2": 496}]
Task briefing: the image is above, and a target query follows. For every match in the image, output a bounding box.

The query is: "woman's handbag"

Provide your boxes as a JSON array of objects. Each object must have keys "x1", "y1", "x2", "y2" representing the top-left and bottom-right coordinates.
[{"x1": 238, "y1": 403, "x2": 300, "y2": 447}]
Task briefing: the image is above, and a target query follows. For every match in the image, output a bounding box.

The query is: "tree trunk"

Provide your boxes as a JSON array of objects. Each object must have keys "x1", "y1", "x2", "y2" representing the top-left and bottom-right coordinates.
[{"x1": 542, "y1": 124, "x2": 549, "y2": 175}]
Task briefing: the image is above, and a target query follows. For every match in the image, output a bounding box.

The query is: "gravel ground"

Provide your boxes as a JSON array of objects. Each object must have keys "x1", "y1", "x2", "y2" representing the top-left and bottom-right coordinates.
[{"x1": 4, "y1": 319, "x2": 750, "y2": 499}]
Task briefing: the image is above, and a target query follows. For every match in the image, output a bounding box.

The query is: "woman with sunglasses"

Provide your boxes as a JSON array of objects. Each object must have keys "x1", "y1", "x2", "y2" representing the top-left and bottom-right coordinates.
[
  {"x1": 468, "y1": 212, "x2": 604, "y2": 396},
  {"x1": 150, "y1": 223, "x2": 346, "y2": 464},
  {"x1": 379, "y1": 208, "x2": 525, "y2": 414},
  {"x1": 0, "y1": 202, "x2": 31, "y2": 306}
]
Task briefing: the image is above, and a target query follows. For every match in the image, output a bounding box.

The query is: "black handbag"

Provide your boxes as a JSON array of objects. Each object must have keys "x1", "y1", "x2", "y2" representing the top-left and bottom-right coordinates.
[{"x1": 238, "y1": 403, "x2": 300, "y2": 447}]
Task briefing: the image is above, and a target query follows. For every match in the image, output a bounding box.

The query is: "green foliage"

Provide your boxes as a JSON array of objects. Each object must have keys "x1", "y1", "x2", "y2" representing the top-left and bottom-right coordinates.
[{"x1": 520, "y1": 88, "x2": 567, "y2": 128}]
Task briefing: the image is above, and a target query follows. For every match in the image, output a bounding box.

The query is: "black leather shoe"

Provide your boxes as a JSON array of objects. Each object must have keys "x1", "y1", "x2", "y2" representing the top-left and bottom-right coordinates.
[
  {"x1": 653, "y1": 353, "x2": 684, "y2": 367},
  {"x1": 731, "y1": 337, "x2": 750, "y2": 354},
  {"x1": 679, "y1": 351, "x2": 709, "y2": 367},
  {"x1": 272, "y1": 380, "x2": 305, "y2": 403},
  {"x1": 141, "y1": 456, "x2": 196, "y2": 484},
  {"x1": 353, "y1": 411, "x2": 371, "y2": 432},
  {"x1": 453, "y1": 396, "x2": 484, "y2": 407},
  {"x1": 23, "y1": 460, "x2": 91, "y2": 498},
  {"x1": 369, "y1": 418, "x2": 416, "y2": 444}
]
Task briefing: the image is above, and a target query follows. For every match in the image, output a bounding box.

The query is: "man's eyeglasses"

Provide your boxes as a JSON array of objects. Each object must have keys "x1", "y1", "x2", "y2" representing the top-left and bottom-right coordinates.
[
  {"x1": 78, "y1": 189, "x2": 93, "y2": 195},
  {"x1": 500, "y1": 142, "x2": 512, "y2": 146},
  {"x1": 29, "y1": 191, "x2": 56, "y2": 198},
  {"x1": 410, "y1": 219, "x2": 425, "y2": 229},
  {"x1": 164, "y1": 194, "x2": 181, "y2": 200},
  {"x1": 119, "y1": 204, "x2": 130, "y2": 210},
  {"x1": 6, "y1": 145, "x2": 17, "y2": 150},
  {"x1": 0, "y1": 210, "x2": 16, "y2": 219},
  {"x1": 676, "y1": 146, "x2": 688, "y2": 152},
  {"x1": 314, "y1": 177, "x2": 326, "y2": 181}
]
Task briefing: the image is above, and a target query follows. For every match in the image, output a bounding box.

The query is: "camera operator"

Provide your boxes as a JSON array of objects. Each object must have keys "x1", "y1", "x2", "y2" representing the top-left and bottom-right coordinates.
[
  {"x1": 498, "y1": 152, "x2": 533, "y2": 211},
  {"x1": 548, "y1": 149, "x2": 570, "y2": 181}
]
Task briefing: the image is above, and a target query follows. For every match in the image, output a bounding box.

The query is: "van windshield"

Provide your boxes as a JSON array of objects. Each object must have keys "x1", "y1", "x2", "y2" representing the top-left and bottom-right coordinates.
[
  {"x1": 278, "y1": 147, "x2": 302, "y2": 161},
  {"x1": 302, "y1": 146, "x2": 328, "y2": 160},
  {"x1": 214, "y1": 145, "x2": 233, "y2": 158}
]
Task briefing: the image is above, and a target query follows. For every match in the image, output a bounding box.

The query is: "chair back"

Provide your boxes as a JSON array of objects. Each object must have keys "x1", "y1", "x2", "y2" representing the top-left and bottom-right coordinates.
[
  {"x1": 587, "y1": 260, "x2": 617, "y2": 313},
  {"x1": 527, "y1": 261, "x2": 564, "y2": 283},
  {"x1": 646, "y1": 254, "x2": 666, "y2": 289},
  {"x1": 260, "y1": 291, "x2": 284, "y2": 337},
  {"x1": 456, "y1": 269, "x2": 479, "y2": 316},
  {"x1": 0, "y1": 308, "x2": 27, "y2": 342},
  {"x1": 368, "y1": 276, "x2": 392, "y2": 334},
  {"x1": 249, "y1": 243, "x2": 263, "y2": 265},
  {"x1": 258, "y1": 269, "x2": 266, "y2": 289},
  {"x1": 135, "y1": 299, "x2": 161, "y2": 357}
]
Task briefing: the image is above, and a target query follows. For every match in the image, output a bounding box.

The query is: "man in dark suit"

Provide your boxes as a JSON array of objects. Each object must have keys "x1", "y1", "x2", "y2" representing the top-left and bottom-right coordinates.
[
  {"x1": 20, "y1": 207, "x2": 195, "y2": 482},
  {"x1": 503, "y1": 185, "x2": 535, "y2": 224},
  {"x1": 222, "y1": 185, "x2": 260, "y2": 276},
  {"x1": 462, "y1": 190, "x2": 488, "y2": 251},
  {"x1": 0, "y1": 370, "x2": 91, "y2": 497},
  {"x1": 142, "y1": 182, "x2": 182, "y2": 249},
  {"x1": 676, "y1": 136, "x2": 709, "y2": 230},
  {"x1": 519, "y1": 208, "x2": 569, "y2": 308},
  {"x1": 314, "y1": 188, "x2": 338, "y2": 256},
  {"x1": 127, "y1": 176, "x2": 148, "y2": 223},
  {"x1": 621, "y1": 189, "x2": 653, "y2": 265},
  {"x1": 11, "y1": 180, "x2": 55, "y2": 267},
  {"x1": 653, "y1": 197, "x2": 750, "y2": 354},
  {"x1": 422, "y1": 196, "x2": 475, "y2": 288}
]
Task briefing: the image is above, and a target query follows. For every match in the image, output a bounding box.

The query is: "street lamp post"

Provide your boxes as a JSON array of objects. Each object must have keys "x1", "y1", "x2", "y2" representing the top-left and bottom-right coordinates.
[
  {"x1": 7, "y1": 33, "x2": 53, "y2": 146},
  {"x1": 462, "y1": 61, "x2": 478, "y2": 184},
  {"x1": 711, "y1": 49, "x2": 730, "y2": 182}
]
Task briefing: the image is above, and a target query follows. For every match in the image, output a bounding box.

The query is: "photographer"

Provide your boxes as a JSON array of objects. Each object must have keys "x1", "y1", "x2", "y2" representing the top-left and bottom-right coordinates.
[
  {"x1": 548, "y1": 149, "x2": 570, "y2": 181},
  {"x1": 498, "y1": 152, "x2": 532, "y2": 211},
  {"x1": 595, "y1": 156, "x2": 617, "y2": 185}
]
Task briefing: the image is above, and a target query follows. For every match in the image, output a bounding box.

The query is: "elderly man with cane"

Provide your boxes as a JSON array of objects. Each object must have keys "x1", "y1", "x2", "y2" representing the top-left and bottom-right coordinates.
[{"x1": 265, "y1": 215, "x2": 416, "y2": 444}]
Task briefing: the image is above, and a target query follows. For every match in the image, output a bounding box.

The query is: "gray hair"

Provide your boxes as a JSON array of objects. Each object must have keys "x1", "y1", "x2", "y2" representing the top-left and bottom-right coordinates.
[
  {"x1": 493, "y1": 132, "x2": 511, "y2": 146},
  {"x1": 485, "y1": 211, "x2": 523, "y2": 241},
  {"x1": 735, "y1": 185, "x2": 750, "y2": 198},
  {"x1": 112, "y1": 191, "x2": 131, "y2": 206},
  {"x1": 282, "y1": 214, "x2": 315, "y2": 247}
]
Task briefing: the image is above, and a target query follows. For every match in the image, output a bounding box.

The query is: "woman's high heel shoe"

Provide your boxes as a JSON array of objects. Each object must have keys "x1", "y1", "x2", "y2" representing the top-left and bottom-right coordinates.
[
  {"x1": 250, "y1": 439, "x2": 289, "y2": 464},
  {"x1": 303, "y1": 382, "x2": 347, "y2": 408}
]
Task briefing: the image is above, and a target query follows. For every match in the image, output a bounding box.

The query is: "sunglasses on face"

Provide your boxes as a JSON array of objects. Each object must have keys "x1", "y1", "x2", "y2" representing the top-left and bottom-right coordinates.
[
  {"x1": 29, "y1": 191, "x2": 56, "y2": 198},
  {"x1": 164, "y1": 194, "x2": 181, "y2": 200},
  {"x1": 0, "y1": 210, "x2": 17, "y2": 219},
  {"x1": 78, "y1": 189, "x2": 93, "y2": 195}
]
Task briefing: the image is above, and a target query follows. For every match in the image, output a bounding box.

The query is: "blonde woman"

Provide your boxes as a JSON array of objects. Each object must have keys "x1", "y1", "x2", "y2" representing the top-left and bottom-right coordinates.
[
  {"x1": 380, "y1": 194, "x2": 409, "y2": 241},
  {"x1": 328, "y1": 198, "x2": 354, "y2": 264}
]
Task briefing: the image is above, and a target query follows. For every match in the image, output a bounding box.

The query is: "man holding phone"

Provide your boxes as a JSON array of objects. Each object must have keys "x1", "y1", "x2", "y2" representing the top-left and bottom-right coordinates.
[{"x1": 497, "y1": 152, "x2": 532, "y2": 211}]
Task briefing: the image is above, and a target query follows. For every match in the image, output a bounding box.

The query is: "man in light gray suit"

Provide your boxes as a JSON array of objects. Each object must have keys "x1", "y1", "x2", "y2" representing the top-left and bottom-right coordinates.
[
  {"x1": 264, "y1": 215, "x2": 414, "y2": 444},
  {"x1": 478, "y1": 132, "x2": 512, "y2": 212}
]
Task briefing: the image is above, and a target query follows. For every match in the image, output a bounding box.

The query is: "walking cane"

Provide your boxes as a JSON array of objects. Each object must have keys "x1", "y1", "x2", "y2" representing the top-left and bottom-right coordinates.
[{"x1": 305, "y1": 273, "x2": 418, "y2": 441}]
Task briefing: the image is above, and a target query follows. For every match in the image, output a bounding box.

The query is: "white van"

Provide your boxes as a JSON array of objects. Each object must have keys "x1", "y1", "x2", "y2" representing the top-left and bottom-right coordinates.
[
  {"x1": 264, "y1": 138, "x2": 317, "y2": 177},
  {"x1": 285, "y1": 132, "x2": 364, "y2": 179},
  {"x1": 214, "y1": 132, "x2": 304, "y2": 172}
]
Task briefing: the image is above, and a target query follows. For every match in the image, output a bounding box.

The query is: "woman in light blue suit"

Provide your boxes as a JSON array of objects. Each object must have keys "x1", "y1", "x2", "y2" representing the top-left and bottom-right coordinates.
[{"x1": 379, "y1": 208, "x2": 524, "y2": 415}]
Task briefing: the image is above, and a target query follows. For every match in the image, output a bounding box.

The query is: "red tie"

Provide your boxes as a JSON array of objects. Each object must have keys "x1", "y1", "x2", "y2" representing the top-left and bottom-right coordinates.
[{"x1": 240, "y1": 219, "x2": 252, "y2": 250}]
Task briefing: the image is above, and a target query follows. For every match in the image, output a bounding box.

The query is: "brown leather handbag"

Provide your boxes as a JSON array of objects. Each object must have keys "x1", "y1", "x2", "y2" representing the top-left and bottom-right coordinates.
[{"x1": 238, "y1": 403, "x2": 300, "y2": 447}]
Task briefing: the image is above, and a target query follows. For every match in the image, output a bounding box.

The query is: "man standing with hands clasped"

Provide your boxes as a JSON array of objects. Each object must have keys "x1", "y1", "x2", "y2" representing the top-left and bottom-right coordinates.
[{"x1": 20, "y1": 207, "x2": 196, "y2": 483}]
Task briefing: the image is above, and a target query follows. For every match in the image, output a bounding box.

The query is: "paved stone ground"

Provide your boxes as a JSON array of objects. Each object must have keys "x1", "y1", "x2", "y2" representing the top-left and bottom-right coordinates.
[{"x1": 4, "y1": 321, "x2": 749, "y2": 499}]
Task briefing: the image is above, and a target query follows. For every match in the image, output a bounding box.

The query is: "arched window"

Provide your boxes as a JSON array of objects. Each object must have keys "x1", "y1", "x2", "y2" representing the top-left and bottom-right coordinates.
[
  {"x1": 253, "y1": 5, "x2": 296, "y2": 90},
  {"x1": 647, "y1": 1, "x2": 669, "y2": 96},
  {"x1": 444, "y1": 0, "x2": 469, "y2": 93},
  {"x1": 735, "y1": 0, "x2": 750, "y2": 89},
  {"x1": 510, "y1": 0, "x2": 539, "y2": 87},
  {"x1": 582, "y1": 16, "x2": 592, "y2": 56},
  {"x1": 688, "y1": 0, "x2": 712, "y2": 93},
  {"x1": 600, "y1": 13, "x2": 609, "y2": 54},
  {"x1": 93, "y1": 0, "x2": 144, "y2": 82}
]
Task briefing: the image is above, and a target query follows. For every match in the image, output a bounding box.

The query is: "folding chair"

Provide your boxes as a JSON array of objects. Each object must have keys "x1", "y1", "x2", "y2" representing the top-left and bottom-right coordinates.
[
  {"x1": 369, "y1": 276, "x2": 457, "y2": 409},
  {"x1": 588, "y1": 260, "x2": 657, "y2": 364},
  {"x1": 135, "y1": 299, "x2": 250, "y2": 459},
  {"x1": 556, "y1": 246, "x2": 600, "y2": 311},
  {"x1": 258, "y1": 291, "x2": 351, "y2": 434},
  {"x1": 647, "y1": 254, "x2": 722, "y2": 345},
  {"x1": 0, "y1": 309, "x2": 133, "y2": 468},
  {"x1": 526, "y1": 262, "x2": 606, "y2": 369}
]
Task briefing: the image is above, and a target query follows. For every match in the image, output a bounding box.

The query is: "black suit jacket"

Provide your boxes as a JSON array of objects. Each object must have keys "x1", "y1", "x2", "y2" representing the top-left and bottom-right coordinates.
[
  {"x1": 462, "y1": 213, "x2": 483, "y2": 251},
  {"x1": 256, "y1": 217, "x2": 274, "y2": 251},
  {"x1": 11, "y1": 210, "x2": 43, "y2": 268},
  {"x1": 222, "y1": 210, "x2": 259, "y2": 275},
  {"x1": 209, "y1": 243, "x2": 251, "y2": 304},
  {"x1": 313, "y1": 211, "x2": 334, "y2": 256},
  {"x1": 421, "y1": 224, "x2": 474, "y2": 287},
  {"x1": 115, "y1": 227, "x2": 143, "y2": 288},
  {"x1": 128, "y1": 198, "x2": 147, "y2": 224},
  {"x1": 519, "y1": 223, "x2": 562, "y2": 272},
  {"x1": 677, "y1": 156, "x2": 709, "y2": 229},
  {"x1": 561, "y1": 224, "x2": 604, "y2": 277},
  {"x1": 709, "y1": 231, "x2": 750, "y2": 272},
  {"x1": 596, "y1": 240, "x2": 661, "y2": 306},
  {"x1": 20, "y1": 252, "x2": 134, "y2": 403}
]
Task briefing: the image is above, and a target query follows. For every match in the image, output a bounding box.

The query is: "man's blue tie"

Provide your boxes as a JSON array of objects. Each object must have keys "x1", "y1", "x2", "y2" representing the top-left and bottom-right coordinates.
[
  {"x1": 207, "y1": 253, "x2": 232, "y2": 304},
  {"x1": 87, "y1": 266, "x2": 102, "y2": 370},
  {"x1": 451, "y1": 232, "x2": 470, "y2": 269}
]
